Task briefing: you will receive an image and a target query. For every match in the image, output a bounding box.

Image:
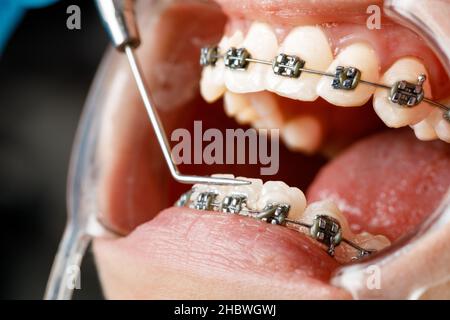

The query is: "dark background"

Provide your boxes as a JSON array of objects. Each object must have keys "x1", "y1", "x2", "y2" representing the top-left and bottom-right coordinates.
[{"x1": 0, "y1": 0, "x2": 108, "y2": 299}]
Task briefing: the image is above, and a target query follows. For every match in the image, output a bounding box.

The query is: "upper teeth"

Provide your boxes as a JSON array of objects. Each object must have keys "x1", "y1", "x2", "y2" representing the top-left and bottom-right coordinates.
[{"x1": 199, "y1": 22, "x2": 450, "y2": 146}]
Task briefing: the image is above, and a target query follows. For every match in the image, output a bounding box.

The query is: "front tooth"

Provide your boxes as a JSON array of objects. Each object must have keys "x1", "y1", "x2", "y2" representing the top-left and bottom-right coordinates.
[
  {"x1": 267, "y1": 26, "x2": 333, "y2": 101},
  {"x1": 192, "y1": 174, "x2": 235, "y2": 204},
  {"x1": 224, "y1": 91, "x2": 283, "y2": 129},
  {"x1": 200, "y1": 31, "x2": 245, "y2": 102},
  {"x1": 257, "y1": 181, "x2": 307, "y2": 221},
  {"x1": 434, "y1": 112, "x2": 450, "y2": 143},
  {"x1": 281, "y1": 115, "x2": 323, "y2": 154},
  {"x1": 231, "y1": 177, "x2": 263, "y2": 209},
  {"x1": 373, "y1": 57, "x2": 432, "y2": 127},
  {"x1": 223, "y1": 91, "x2": 260, "y2": 125},
  {"x1": 316, "y1": 43, "x2": 380, "y2": 107},
  {"x1": 224, "y1": 23, "x2": 278, "y2": 93},
  {"x1": 411, "y1": 115, "x2": 438, "y2": 141},
  {"x1": 427, "y1": 99, "x2": 450, "y2": 143},
  {"x1": 247, "y1": 91, "x2": 283, "y2": 129},
  {"x1": 223, "y1": 91, "x2": 247, "y2": 117}
]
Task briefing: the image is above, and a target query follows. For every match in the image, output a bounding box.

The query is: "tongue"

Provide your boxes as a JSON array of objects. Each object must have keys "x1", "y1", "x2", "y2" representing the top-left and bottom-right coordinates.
[{"x1": 307, "y1": 129, "x2": 450, "y2": 241}]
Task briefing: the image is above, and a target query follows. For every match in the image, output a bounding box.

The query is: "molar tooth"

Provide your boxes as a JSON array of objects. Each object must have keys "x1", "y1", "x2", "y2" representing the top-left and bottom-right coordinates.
[
  {"x1": 373, "y1": 58, "x2": 432, "y2": 127},
  {"x1": 257, "y1": 181, "x2": 307, "y2": 221},
  {"x1": 316, "y1": 43, "x2": 379, "y2": 107},
  {"x1": 267, "y1": 26, "x2": 333, "y2": 101},
  {"x1": 281, "y1": 116, "x2": 323, "y2": 154},
  {"x1": 224, "y1": 23, "x2": 278, "y2": 93},
  {"x1": 200, "y1": 31, "x2": 244, "y2": 102}
]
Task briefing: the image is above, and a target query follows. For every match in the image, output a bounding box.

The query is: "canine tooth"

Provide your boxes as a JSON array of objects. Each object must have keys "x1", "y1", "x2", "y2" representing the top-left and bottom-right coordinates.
[
  {"x1": 224, "y1": 23, "x2": 278, "y2": 93},
  {"x1": 257, "y1": 181, "x2": 307, "y2": 221},
  {"x1": 316, "y1": 43, "x2": 379, "y2": 107},
  {"x1": 266, "y1": 26, "x2": 333, "y2": 101},
  {"x1": 231, "y1": 177, "x2": 263, "y2": 209},
  {"x1": 200, "y1": 31, "x2": 244, "y2": 102},
  {"x1": 373, "y1": 58, "x2": 432, "y2": 127},
  {"x1": 281, "y1": 116, "x2": 323, "y2": 154}
]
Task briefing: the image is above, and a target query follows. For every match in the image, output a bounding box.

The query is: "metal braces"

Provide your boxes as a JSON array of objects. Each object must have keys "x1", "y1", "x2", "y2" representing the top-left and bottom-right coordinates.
[
  {"x1": 200, "y1": 46, "x2": 450, "y2": 121},
  {"x1": 176, "y1": 189, "x2": 375, "y2": 259}
]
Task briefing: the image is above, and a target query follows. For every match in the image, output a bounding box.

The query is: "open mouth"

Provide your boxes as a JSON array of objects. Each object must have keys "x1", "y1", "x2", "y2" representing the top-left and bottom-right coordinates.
[{"x1": 92, "y1": 0, "x2": 450, "y2": 299}]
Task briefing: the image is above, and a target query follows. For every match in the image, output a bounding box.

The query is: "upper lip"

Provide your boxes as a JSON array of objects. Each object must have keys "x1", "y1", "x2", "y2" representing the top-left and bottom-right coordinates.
[{"x1": 214, "y1": 0, "x2": 387, "y2": 25}]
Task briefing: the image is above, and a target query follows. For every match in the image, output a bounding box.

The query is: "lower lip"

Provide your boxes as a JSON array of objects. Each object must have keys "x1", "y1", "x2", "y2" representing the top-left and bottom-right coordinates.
[{"x1": 94, "y1": 207, "x2": 353, "y2": 299}]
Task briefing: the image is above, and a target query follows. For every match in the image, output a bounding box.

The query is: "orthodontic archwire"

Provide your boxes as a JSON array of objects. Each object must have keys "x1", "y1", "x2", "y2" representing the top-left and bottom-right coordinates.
[
  {"x1": 200, "y1": 46, "x2": 450, "y2": 121},
  {"x1": 95, "y1": 0, "x2": 250, "y2": 187},
  {"x1": 176, "y1": 189, "x2": 375, "y2": 260}
]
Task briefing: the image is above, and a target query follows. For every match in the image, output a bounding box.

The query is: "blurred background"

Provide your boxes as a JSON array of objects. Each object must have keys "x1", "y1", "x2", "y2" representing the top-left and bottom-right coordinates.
[{"x1": 0, "y1": 0, "x2": 107, "y2": 299}]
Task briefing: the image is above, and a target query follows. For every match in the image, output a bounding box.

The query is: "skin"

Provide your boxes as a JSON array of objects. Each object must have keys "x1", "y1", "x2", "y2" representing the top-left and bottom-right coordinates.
[{"x1": 92, "y1": 0, "x2": 450, "y2": 299}]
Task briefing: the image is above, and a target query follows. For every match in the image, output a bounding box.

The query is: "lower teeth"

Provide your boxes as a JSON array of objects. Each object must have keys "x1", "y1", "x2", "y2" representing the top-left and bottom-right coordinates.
[{"x1": 175, "y1": 179, "x2": 391, "y2": 263}]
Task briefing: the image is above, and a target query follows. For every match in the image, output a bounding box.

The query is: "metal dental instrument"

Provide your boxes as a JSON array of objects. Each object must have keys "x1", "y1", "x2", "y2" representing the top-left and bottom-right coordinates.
[
  {"x1": 95, "y1": 0, "x2": 250, "y2": 187},
  {"x1": 176, "y1": 189, "x2": 377, "y2": 260},
  {"x1": 200, "y1": 45, "x2": 450, "y2": 121}
]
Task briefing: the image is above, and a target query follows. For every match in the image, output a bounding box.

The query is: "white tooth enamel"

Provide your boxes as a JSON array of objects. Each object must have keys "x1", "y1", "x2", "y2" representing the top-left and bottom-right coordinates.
[
  {"x1": 224, "y1": 23, "x2": 278, "y2": 93},
  {"x1": 224, "y1": 91, "x2": 283, "y2": 129},
  {"x1": 192, "y1": 174, "x2": 235, "y2": 203},
  {"x1": 235, "y1": 107, "x2": 259, "y2": 125},
  {"x1": 247, "y1": 91, "x2": 283, "y2": 129},
  {"x1": 412, "y1": 106, "x2": 450, "y2": 143},
  {"x1": 232, "y1": 177, "x2": 263, "y2": 209},
  {"x1": 257, "y1": 181, "x2": 307, "y2": 221},
  {"x1": 281, "y1": 116, "x2": 323, "y2": 154},
  {"x1": 352, "y1": 232, "x2": 391, "y2": 252},
  {"x1": 223, "y1": 91, "x2": 251, "y2": 117},
  {"x1": 434, "y1": 112, "x2": 450, "y2": 143},
  {"x1": 317, "y1": 43, "x2": 380, "y2": 107},
  {"x1": 303, "y1": 200, "x2": 391, "y2": 262},
  {"x1": 200, "y1": 31, "x2": 245, "y2": 102},
  {"x1": 411, "y1": 115, "x2": 438, "y2": 141},
  {"x1": 373, "y1": 57, "x2": 433, "y2": 127},
  {"x1": 303, "y1": 200, "x2": 353, "y2": 239},
  {"x1": 266, "y1": 26, "x2": 333, "y2": 101}
]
